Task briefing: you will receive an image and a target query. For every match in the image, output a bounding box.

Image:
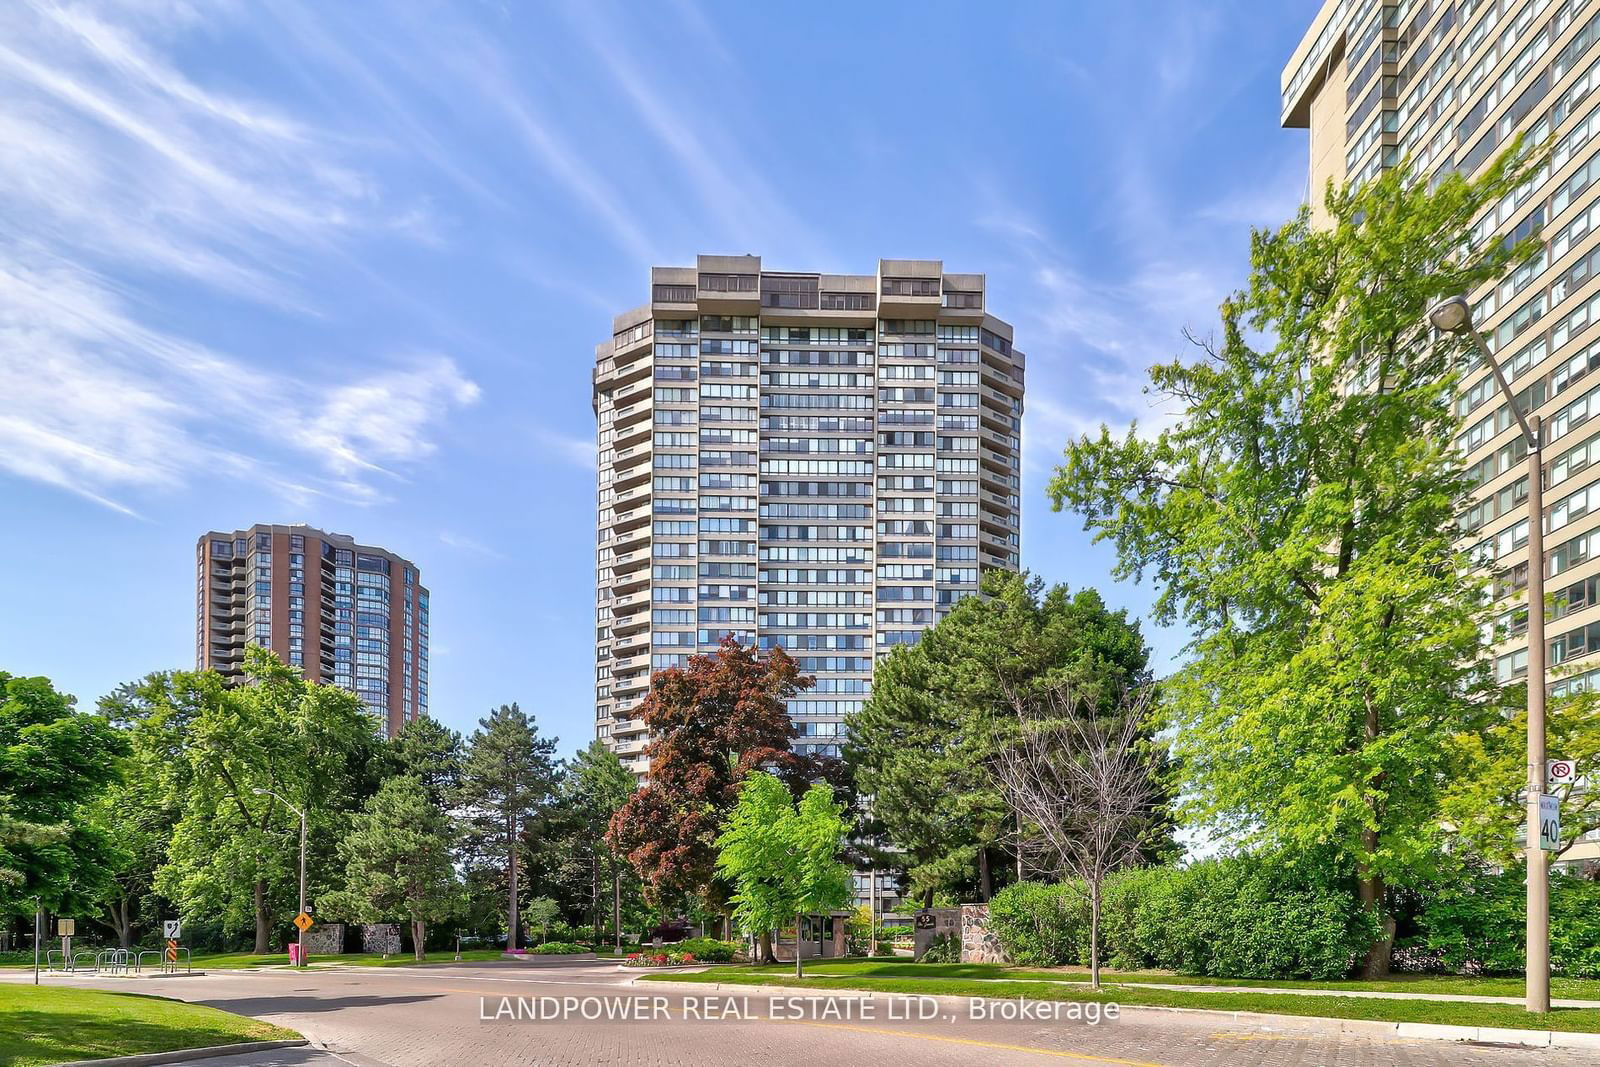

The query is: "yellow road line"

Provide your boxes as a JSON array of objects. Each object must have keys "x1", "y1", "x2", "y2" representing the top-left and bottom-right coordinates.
[{"x1": 784, "y1": 1020, "x2": 1167, "y2": 1066}]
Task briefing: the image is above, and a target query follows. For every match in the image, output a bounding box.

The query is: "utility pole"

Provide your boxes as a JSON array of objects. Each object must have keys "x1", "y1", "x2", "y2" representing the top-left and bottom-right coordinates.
[
  {"x1": 1430, "y1": 295, "x2": 1550, "y2": 1013},
  {"x1": 33, "y1": 902, "x2": 42, "y2": 985}
]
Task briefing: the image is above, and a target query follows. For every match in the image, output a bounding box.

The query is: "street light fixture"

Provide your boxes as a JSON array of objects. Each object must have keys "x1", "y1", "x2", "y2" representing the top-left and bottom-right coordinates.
[
  {"x1": 1429, "y1": 294, "x2": 1549, "y2": 1014},
  {"x1": 253, "y1": 788, "x2": 308, "y2": 969}
]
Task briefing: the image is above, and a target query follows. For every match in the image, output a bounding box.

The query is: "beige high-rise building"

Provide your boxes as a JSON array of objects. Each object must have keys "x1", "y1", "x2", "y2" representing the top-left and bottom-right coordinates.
[
  {"x1": 592, "y1": 256, "x2": 1024, "y2": 781},
  {"x1": 196, "y1": 523, "x2": 429, "y2": 739},
  {"x1": 1283, "y1": 0, "x2": 1600, "y2": 863}
]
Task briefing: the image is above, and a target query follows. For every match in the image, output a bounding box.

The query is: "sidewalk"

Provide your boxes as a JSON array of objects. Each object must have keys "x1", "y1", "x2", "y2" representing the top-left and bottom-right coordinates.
[{"x1": 784, "y1": 970, "x2": 1600, "y2": 1009}]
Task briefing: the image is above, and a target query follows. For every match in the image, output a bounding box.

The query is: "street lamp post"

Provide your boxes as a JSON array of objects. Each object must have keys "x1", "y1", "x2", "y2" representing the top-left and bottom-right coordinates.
[
  {"x1": 253, "y1": 788, "x2": 308, "y2": 969},
  {"x1": 1429, "y1": 294, "x2": 1549, "y2": 1014}
]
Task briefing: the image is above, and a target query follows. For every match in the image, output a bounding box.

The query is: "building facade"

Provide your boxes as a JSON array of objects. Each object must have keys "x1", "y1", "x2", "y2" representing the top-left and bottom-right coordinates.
[
  {"x1": 196, "y1": 523, "x2": 429, "y2": 738},
  {"x1": 1283, "y1": 0, "x2": 1600, "y2": 864},
  {"x1": 592, "y1": 256, "x2": 1024, "y2": 782}
]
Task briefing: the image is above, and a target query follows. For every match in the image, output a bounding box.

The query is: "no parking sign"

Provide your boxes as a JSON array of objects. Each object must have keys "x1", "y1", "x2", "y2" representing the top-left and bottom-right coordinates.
[{"x1": 1548, "y1": 759, "x2": 1577, "y2": 785}]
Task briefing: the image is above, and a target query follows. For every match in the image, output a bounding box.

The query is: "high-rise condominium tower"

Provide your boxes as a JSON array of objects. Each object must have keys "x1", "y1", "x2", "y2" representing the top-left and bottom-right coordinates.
[
  {"x1": 592, "y1": 256, "x2": 1025, "y2": 778},
  {"x1": 1283, "y1": 1, "x2": 1600, "y2": 864},
  {"x1": 196, "y1": 523, "x2": 429, "y2": 739}
]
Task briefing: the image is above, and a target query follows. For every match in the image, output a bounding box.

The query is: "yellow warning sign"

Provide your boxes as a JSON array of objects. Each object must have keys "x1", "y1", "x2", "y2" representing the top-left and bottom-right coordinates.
[{"x1": 293, "y1": 912, "x2": 313, "y2": 932}]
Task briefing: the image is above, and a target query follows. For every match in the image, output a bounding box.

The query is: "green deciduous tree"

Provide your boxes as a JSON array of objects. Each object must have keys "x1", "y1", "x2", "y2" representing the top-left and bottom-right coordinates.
[
  {"x1": 1442, "y1": 688, "x2": 1600, "y2": 864},
  {"x1": 91, "y1": 673, "x2": 192, "y2": 948},
  {"x1": 845, "y1": 571, "x2": 1155, "y2": 905},
  {"x1": 523, "y1": 896, "x2": 559, "y2": 943},
  {"x1": 716, "y1": 772, "x2": 852, "y2": 978},
  {"x1": 155, "y1": 649, "x2": 379, "y2": 952},
  {"x1": 0, "y1": 672, "x2": 126, "y2": 919},
  {"x1": 329, "y1": 776, "x2": 459, "y2": 961},
  {"x1": 458, "y1": 702, "x2": 558, "y2": 951},
  {"x1": 1047, "y1": 148, "x2": 1542, "y2": 975}
]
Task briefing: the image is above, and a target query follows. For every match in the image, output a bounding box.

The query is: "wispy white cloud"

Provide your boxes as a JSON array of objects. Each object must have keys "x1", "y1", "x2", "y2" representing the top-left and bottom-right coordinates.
[
  {"x1": 533, "y1": 428, "x2": 598, "y2": 472},
  {"x1": 439, "y1": 530, "x2": 505, "y2": 559},
  {"x1": 556, "y1": 0, "x2": 821, "y2": 262},
  {"x1": 0, "y1": 250, "x2": 478, "y2": 514},
  {"x1": 0, "y1": 2, "x2": 478, "y2": 513}
]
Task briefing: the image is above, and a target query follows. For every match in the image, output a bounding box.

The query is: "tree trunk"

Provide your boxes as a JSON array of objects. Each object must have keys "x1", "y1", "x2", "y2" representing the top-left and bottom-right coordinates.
[
  {"x1": 921, "y1": 887, "x2": 934, "y2": 910},
  {"x1": 795, "y1": 911, "x2": 804, "y2": 978},
  {"x1": 1358, "y1": 693, "x2": 1393, "y2": 979},
  {"x1": 1357, "y1": 861, "x2": 1393, "y2": 978},
  {"x1": 413, "y1": 919, "x2": 426, "y2": 961},
  {"x1": 612, "y1": 866, "x2": 622, "y2": 951},
  {"x1": 591, "y1": 854, "x2": 601, "y2": 951},
  {"x1": 507, "y1": 813, "x2": 520, "y2": 952},
  {"x1": 978, "y1": 848, "x2": 993, "y2": 902},
  {"x1": 108, "y1": 897, "x2": 131, "y2": 950},
  {"x1": 1089, "y1": 879, "x2": 1102, "y2": 991},
  {"x1": 253, "y1": 878, "x2": 269, "y2": 954},
  {"x1": 758, "y1": 928, "x2": 777, "y2": 964}
]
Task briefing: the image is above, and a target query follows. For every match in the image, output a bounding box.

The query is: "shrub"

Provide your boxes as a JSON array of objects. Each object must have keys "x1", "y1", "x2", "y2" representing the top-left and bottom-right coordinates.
[
  {"x1": 1098, "y1": 855, "x2": 1376, "y2": 980},
  {"x1": 920, "y1": 932, "x2": 960, "y2": 963},
  {"x1": 987, "y1": 881, "x2": 1089, "y2": 966},
  {"x1": 1100, "y1": 865, "x2": 1183, "y2": 971},
  {"x1": 878, "y1": 924, "x2": 914, "y2": 940},
  {"x1": 529, "y1": 941, "x2": 589, "y2": 955},
  {"x1": 676, "y1": 937, "x2": 738, "y2": 962},
  {"x1": 1417, "y1": 865, "x2": 1600, "y2": 978},
  {"x1": 1552, "y1": 876, "x2": 1600, "y2": 979},
  {"x1": 1416, "y1": 865, "x2": 1523, "y2": 975}
]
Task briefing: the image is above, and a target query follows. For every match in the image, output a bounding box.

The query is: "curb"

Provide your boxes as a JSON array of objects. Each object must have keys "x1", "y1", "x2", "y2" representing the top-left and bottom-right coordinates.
[
  {"x1": 646, "y1": 979, "x2": 1600, "y2": 1050},
  {"x1": 52, "y1": 1039, "x2": 309, "y2": 1067}
]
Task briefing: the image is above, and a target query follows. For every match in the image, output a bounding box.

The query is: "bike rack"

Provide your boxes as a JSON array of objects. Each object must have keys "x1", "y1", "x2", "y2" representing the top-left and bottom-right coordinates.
[
  {"x1": 96, "y1": 949, "x2": 132, "y2": 974},
  {"x1": 71, "y1": 950, "x2": 98, "y2": 974},
  {"x1": 130, "y1": 946, "x2": 192, "y2": 974},
  {"x1": 45, "y1": 949, "x2": 66, "y2": 972}
]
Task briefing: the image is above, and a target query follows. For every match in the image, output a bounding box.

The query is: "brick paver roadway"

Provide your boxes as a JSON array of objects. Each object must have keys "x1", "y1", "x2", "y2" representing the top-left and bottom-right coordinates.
[{"x1": 12, "y1": 959, "x2": 1597, "y2": 1066}]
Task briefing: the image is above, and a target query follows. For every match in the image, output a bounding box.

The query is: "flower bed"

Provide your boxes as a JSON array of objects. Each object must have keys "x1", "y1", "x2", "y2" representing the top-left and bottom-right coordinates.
[{"x1": 624, "y1": 950, "x2": 697, "y2": 967}]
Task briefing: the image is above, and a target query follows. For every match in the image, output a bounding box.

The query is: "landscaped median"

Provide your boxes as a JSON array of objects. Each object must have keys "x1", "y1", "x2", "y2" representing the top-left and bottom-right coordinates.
[
  {"x1": 0, "y1": 985, "x2": 301, "y2": 1067},
  {"x1": 640, "y1": 961, "x2": 1600, "y2": 1039}
]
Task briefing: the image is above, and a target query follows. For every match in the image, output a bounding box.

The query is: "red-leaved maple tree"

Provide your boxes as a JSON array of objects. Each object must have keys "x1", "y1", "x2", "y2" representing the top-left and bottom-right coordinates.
[{"x1": 606, "y1": 635, "x2": 826, "y2": 932}]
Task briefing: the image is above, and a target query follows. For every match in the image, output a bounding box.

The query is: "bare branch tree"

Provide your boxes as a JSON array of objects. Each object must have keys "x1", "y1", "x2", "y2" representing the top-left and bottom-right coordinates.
[{"x1": 994, "y1": 683, "x2": 1164, "y2": 989}]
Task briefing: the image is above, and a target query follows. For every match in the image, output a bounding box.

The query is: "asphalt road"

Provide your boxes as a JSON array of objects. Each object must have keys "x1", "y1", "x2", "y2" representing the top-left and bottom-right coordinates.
[{"x1": 9, "y1": 959, "x2": 1598, "y2": 1067}]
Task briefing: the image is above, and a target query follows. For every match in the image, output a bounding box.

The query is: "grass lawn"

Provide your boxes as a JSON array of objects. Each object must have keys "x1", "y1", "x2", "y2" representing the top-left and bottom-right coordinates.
[
  {"x1": 0, "y1": 984, "x2": 298, "y2": 1067},
  {"x1": 643, "y1": 966, "x2": 1600, "y2": 1033},
  {"x1": 681, "y1": 960, "x2": 1600, "y2": 1001}
]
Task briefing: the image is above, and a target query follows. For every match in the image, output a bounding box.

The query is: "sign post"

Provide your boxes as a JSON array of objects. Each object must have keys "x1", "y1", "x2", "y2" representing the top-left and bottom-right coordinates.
[
  {"x1": 57, "y1": 918, "x2": 74, "y2": 963},
  {"x1": 1538, "y1": 793, "x2": 1562, "y2": 853}
]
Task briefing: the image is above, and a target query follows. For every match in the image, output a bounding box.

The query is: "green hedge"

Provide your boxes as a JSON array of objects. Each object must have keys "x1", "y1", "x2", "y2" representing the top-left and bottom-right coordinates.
[
  {"x1": 528, "y1": 941, "x2": 589, "y2": 955},
  {"x1": 991, "y1": 855, "x2": 1376, "y2": 980},
  {"x1": 675, "y1": 938, "x2": 739, "y2": 962},
  {"x1": 1419, "y1": 867, "x2": 1600, "y2": 978},
  {"x1": 987, "y1": 881, "x2": 1088, "y2": 966}
]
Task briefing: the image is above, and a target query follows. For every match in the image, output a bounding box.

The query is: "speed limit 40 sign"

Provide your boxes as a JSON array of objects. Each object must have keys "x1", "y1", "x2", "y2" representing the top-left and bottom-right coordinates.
[{"x1": 1548, "y1": 759, "x2": 1578, "y2": 786}]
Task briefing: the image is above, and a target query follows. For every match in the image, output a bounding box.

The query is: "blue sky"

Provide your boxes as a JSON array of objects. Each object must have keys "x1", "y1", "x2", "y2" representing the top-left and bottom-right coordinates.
[{"x1": 0, "y1": 0, "x2": 1317, "y2": 756}]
